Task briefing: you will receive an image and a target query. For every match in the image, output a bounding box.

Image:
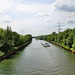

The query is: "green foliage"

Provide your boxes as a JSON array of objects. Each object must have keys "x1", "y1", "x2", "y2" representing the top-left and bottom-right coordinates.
[
  {"x1": 72, "y1": 43, "x2": 75, "y2": 50},
  {"x1": 62, "y1": 39, "x2": 67, "y2": 46},
  {"x1": 67, "y1": 36, "x2": 73, "y2": 48},
  {"x1": 0, "y1": 26, "x2": 32, "y2": 53},
  {"x1": 37, "y1": 28, "x2": 75, "y2": 50},
  {"x1": 73, "y1": 36, "x2": 75, "y2": 43}
]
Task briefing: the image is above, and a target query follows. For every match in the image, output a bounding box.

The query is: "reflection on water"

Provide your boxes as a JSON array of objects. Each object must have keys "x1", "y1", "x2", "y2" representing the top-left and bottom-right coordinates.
[{"x1": 0, "y1": 39, "x2": 75, "y2": 75}]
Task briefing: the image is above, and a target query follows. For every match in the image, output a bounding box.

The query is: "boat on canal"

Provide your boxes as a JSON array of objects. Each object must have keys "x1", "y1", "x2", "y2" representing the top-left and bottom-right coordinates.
[{"x1": 41, "y1": 43, "x2": 50, "y2": 47}]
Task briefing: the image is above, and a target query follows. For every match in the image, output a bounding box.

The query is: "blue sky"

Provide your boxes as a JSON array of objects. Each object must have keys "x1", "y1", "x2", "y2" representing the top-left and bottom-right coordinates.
[
  {"x1": 13, "y1": 0, "x2": 55, "y2": 4},
  {"x1": 0, "y1": 0, "x2": 75, "y2": 36}
]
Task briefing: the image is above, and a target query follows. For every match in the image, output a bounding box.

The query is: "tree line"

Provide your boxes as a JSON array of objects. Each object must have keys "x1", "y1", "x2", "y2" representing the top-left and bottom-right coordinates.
[
  {"x1": 0, "y1": 26, "x2": 32, "y2": 54},
  {"x1": 36, "y1": 28, "x2": 75, "y2": 51}
]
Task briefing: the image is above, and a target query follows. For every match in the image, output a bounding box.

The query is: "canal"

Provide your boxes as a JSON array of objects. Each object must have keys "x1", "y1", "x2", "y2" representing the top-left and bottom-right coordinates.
[{"x1": 0, "y1": 39, "x2": 75, "y2": 75}]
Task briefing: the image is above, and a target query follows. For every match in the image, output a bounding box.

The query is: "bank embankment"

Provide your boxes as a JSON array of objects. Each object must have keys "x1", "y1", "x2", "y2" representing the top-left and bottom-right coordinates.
[
  {"x1": 0, "y1": 42, "x2": 31, "y2": 62},
  {"x1": 49, "y1": 41, "x2": 75, "y2": 54}
]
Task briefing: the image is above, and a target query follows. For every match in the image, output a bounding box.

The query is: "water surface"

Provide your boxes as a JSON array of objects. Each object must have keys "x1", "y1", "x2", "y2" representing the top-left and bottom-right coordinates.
[{"x1": 0, "y1": 39, "x2": 75, "y2": 75}]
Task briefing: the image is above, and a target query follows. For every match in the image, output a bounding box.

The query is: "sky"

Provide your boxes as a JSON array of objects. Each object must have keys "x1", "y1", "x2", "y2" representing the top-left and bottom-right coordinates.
[{"x1": 0, "y1": 0, "x2": 75, "y2": 36}]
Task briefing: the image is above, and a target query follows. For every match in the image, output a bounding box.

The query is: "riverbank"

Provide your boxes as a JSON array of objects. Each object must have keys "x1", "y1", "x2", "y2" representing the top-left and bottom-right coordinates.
[
  {"x1": 49, "y1": 41, "x2": 75, "y2": 54},
  {"x1": 0, "y1": 41, "x2": 31, "y2": 62}
]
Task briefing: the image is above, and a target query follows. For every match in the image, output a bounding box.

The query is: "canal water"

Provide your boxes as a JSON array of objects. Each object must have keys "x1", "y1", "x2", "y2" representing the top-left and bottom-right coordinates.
[{"x1": 0, "y1": 39, "x2": 75, "y2": 75}]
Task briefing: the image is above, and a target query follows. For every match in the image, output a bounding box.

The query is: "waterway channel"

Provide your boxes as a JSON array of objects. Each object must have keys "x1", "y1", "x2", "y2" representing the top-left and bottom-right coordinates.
[{"x1": 0, "y1": 39, "x2": 75, "y2": 75}]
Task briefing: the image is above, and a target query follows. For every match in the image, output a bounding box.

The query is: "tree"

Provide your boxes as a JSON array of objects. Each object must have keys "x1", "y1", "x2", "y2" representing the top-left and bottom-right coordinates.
[
  {"x1": 72, "y1": 43, "x2": 75, "y2": 50},
  {"x1": 36, "y1": 28, "x2": 75, "y2": 50},
  {"x1": 0, "y1": 26, "x2": 32, "y2": 54},
  {"x1": 54, "y1": 35, "x2": 58, "y2": 43},
  {"x1": 67, "y1": 34, "x2": 73, "y2": 48},
  {"x1": 57, "y1": 34, "x2": 63, "y2": 44},
  {"x1": 12, "y1": 32, "x2": 20, "y2": 46},
  {"x1": 62, "y1": 39, "x2": 67, "y2": 46}
]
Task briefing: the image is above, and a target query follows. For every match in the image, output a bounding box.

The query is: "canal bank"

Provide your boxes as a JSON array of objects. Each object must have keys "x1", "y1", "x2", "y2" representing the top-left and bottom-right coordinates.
[
  {"x1": 0, "y1": 41, "x2": 31, "y2": 62},
  {"x1": 49, "y1": 41, "x2": 75, "y2": 54}
]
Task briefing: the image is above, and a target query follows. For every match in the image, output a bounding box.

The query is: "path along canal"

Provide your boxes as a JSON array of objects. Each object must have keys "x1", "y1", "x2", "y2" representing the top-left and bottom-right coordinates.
[{"x1": 0, "y1": 39, "x2": 75, "y2": 75}]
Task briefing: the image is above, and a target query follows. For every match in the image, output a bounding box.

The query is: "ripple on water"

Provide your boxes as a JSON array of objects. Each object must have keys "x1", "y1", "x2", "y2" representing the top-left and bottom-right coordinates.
[
  {"x1": 0, "y1": 39, "x2": 75, "y2": 75},
  {"x1": 25, "y1": 68, "x2": 61, "y2": 75}
]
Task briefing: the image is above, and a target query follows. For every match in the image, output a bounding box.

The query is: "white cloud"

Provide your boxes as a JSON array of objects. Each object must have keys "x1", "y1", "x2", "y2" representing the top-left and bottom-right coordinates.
[
  {"x1": 67, "y1": 18, "x2": 75, "y2": 24},
  {"x1": 11, "y1": 3, "x2": 51, "y2": 14},
  {"x1": 0, "y1": 0, "x2": 12, "y2": 13},
  {"x1": 52, "y1": 0, "x2": 75, "y2": 12},
  {"x1": 36, "y1": 13, "x2": 49, "y2": 17},
  {"x1": 0, "y1": 15, "x2": 11, "y2": 23},
  {"x1": 69, "y1": 13, "x2": 75, "y2": 18},
  {"x1": 0, "y1": 0, "x2": 75, "y2": 36}
]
